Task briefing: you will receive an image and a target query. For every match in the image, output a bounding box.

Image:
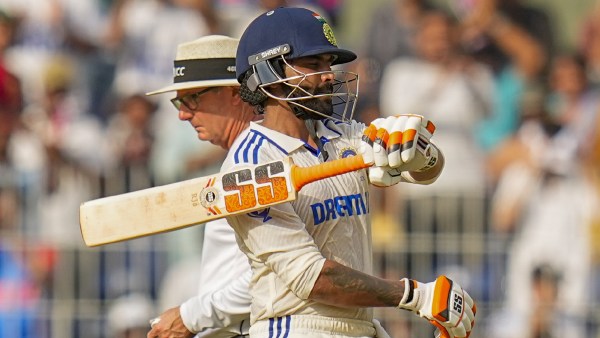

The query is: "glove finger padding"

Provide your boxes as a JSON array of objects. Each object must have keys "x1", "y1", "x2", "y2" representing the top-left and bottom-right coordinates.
[
  {"x1": 370, "y1": 116, "x2": 395, "y2": 167},
  {"x1": 374, "y1": 127, "x2": 390, "y2": 167},
  {"x1": 398, "y1": 275, "x2": 475, "y2": 338},
  {"x1": 386, "y1": 115, "x2": 408, "y2": 167},
  {"x1": 360, "y1": 123, "x2": 378, "y2": 165},
  {"x1": 362, "y1": 115, "x2": 437, "y2": 170},
  {"x1": 361, "y1": 117, "x2": 393, "y2": 167}
]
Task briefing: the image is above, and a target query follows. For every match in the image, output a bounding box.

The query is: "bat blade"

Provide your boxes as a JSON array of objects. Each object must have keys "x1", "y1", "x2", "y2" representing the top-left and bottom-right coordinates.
[{"x1": 80, "y1": 155, "x2": 369, "y2": 247}]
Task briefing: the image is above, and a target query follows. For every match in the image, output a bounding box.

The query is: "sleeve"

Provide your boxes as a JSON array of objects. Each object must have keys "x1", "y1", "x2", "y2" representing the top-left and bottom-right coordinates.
[
  {"x1": 218, "y1": 141, "x2": 327, "y2": 301},
  {"x1": 227, "y1": 201, "x2": 326, "y2": 300},
  {"x1": 179, "y1": 216, "x2": 252, "y2": 334},
  {"x1": 180, "y1": 268, "x2": 252, "y2": 334}
]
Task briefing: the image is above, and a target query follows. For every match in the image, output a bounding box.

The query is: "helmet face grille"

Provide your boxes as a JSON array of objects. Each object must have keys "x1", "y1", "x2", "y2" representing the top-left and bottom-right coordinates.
[{"x1": 255, "y1": 58, "x2": 359, "y2": 122}]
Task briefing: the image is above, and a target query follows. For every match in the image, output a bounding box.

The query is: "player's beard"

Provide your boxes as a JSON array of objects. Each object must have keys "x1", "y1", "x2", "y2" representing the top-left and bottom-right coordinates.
[{"x1": 287, "y1": 82, "x2": 334, "y2": 120}]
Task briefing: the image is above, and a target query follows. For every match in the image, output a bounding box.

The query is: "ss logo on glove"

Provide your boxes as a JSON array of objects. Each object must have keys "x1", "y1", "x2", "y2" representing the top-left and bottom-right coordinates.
[{"x1": 453, "y1": 294, "x2": 463, "y2": 313}]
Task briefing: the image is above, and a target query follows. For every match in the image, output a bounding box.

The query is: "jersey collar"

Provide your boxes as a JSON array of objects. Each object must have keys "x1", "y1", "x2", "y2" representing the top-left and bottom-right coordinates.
[{"x1": 248, "y1": 119, "x2": 343, "y2": 154}]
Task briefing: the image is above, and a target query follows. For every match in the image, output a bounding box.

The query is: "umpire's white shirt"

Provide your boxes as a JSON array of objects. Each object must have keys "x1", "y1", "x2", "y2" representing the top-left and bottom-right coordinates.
[
  {"x1": 222, "y1": 120, "x2": 375, "y2": 336},
  {"x1": 180, "y1": 217, "x2": 252, "y2": 337}
]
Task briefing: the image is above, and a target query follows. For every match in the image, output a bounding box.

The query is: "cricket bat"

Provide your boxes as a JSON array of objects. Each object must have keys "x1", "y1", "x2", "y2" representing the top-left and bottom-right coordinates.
[{"x1": 80, "y1": 155, "x2": 370, "y2": 246}]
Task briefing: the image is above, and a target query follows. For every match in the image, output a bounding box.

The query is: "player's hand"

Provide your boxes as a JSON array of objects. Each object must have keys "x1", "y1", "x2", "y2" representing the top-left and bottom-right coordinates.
[
  {"x1": 397, "y1": 275, "x2": 476, "y2": 338},
  {"x1": 147, "y1": 306, "x2": 195, "y2": 338},
  {"x1": 360, "y1": 114, "x2": 439, "y2": 187}
]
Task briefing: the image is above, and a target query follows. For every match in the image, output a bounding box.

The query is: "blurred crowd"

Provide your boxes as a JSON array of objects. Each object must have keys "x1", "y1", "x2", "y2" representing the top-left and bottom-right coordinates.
[
  {"x1": 0, "y1": 0, "x2": 600, "y2": 337},
  {"x1": 355, "y1": 0, "x2": 600, "y2": 337}
]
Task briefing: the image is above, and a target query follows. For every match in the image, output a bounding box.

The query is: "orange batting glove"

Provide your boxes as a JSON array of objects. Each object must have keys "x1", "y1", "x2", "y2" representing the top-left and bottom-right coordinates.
[
  {"x1": 360, "y1": 114, "x2": 440, "y2": 187},
  {"x1": 397, "y1": 275, "x2": 476, "y2": 338}
]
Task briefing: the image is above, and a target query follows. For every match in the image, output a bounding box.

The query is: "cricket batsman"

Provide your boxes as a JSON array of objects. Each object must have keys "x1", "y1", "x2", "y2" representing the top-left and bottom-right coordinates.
[{"x1": 217, "y1": 6, "x2": 477, "y2": 338}]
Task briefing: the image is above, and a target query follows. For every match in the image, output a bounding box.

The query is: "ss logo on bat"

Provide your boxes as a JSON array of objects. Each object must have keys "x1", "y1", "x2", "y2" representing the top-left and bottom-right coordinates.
[{"x1": 222, "y1": 161, "x2": 289, "y2": 213}]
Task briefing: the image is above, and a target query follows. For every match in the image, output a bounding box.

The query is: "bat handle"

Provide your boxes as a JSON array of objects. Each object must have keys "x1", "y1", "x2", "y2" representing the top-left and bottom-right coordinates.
[{"x1": 291, "y1": 155, "x2": 372, "y2": 191}]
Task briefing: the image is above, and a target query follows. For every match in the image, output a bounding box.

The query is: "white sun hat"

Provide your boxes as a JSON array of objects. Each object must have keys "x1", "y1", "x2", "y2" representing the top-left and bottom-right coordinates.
[{"x1": 146, "y1": 35, "x2": 239, "y2": 95}]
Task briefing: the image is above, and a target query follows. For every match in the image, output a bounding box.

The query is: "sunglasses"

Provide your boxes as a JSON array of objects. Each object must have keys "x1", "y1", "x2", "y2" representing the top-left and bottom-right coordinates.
[{"x1": 171, "y1": 87, "x2": 215, "y2": 111}]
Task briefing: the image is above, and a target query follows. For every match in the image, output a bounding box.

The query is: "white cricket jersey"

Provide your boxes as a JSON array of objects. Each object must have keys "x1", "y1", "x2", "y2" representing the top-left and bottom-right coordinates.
[
  {"x1": 222, "y1": 120, "x2": 374, "y2": 328},
  {"x1": 180, "y1": 218, "x2": 252, "y2": 337}
]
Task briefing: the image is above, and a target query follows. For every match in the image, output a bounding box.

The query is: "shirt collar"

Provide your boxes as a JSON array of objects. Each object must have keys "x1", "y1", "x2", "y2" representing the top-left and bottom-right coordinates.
[{"x1": 248, "y1": 119, "x2": 343, "y2": 153}]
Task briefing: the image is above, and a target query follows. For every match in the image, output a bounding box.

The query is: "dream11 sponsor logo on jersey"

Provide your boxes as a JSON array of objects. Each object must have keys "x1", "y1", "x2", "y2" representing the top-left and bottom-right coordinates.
[
  {"x1": 248, "y1": 208, "x2": 272, "y2": 222},
  {"x1": 310, "y1": 192, "x2": 369, "y2": 226}
]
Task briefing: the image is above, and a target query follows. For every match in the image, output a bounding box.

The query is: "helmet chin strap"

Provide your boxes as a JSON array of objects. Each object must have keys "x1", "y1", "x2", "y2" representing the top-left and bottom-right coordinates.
[
  {"x1": 279, "y1": 80, "x2": 311, "y2": 120},
  {"x1": 304, "y1": 119, "x2": 329, "y2": 162},
  {"x1": 291, "y1": 105, "x2": 311, "y2": 120}
]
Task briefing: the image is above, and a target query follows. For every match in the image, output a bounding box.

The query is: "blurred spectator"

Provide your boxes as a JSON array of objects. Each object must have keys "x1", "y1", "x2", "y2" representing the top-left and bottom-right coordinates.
[
  {"x1": 0, "y1": 9, "x2": 20, "y2": 113},
  {"x1": 579, "y1": 0, "x2": 600, "y2": 87},
  {"x1": 0, "y1": 104, "x2": 45, "y2": 238},
  {"x1": 0, "y1": 241, "x2": 40, "y2": 337},
  {"x1": 545, "y1": 53, "x2": 599, "y2": 157},
  {"x1": 102, "y1": 93, "x2": 158, "y2": 196},
  {"x1": 487, "y1": 54, "x2": 600, "y2": 336},
  {"x1": 105, "y1": 94, "x2": 156, "y2": 170},
  {"x1": 0, "y1": 52, "x2": 45, "y2": 237},
  {"x1": 379, "y1": 9, "x2": 493, "y2": 204},
  {"x1": 20, "y1": 56, "x2": 106, "y2": 246},
  {"x1": 58, "y1": 0, "x2": 123, "y2": 124},
  {"x1": 104, "y1": 0, "x2": 216, "y2": 187},
  {"x1": 220, "y1": 0, "x2": 331, "y2": 39},
  {"x1": 458, "y1": 0, "x2": 553, "y2": 75},
  {"x1": 21, "y1": 55, "x2": 107, "y2": 174},
  {"x1": 487, "y1": 264, "x2": 584, "y2": 338},
  {"x1": 528, "y1": 265, "x2": 564, "y2": 338},
  {"x1": 106, "y1": 0, "x2": 210, "y2": 97},
  {"x1": 458, "y1": 0, "x2": 551, "y2": 152},
  {"x1": 0, "y1": 0, "x2": 67, "y2": 106},
  {"x1": 177, "y1": 0, "x2": 222, "y2": 34},
  {"x1": 581, "y1": 16, "x2": 600, "y2": 264},
  {"x1": 1, "y1": 0, "x2": 122, "y2": 125},
  {"x1": 487, "y1": 53, "x2": 600, "y2": 185},
  {"x1": 585, "y1": 100, "x2": 600, "y2": 271},
  {"x1": 0, "y1": 94, "x2": 54, "y2": 335},
  {"x1": 310, "y1": 0, "x2": 343, "y2": 25},
  {"x1": 352, "y1": 0, "x2": 438, "y2": 123},
  {"x1": 107, "y1": 293, "x2": 155, "y2": 338}
]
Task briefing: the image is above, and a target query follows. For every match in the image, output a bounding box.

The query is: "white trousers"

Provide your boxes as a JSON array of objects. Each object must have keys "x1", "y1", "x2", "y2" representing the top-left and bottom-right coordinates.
[{"x1": 249, "y1": 315, "x2": 385, "y2": 338}]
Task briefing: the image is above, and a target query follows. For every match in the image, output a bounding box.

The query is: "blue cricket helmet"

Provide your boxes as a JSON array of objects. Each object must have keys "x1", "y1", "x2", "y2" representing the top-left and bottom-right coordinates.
[{"x1": 235, "y1": 7, "x2": 357, "y2": 82}]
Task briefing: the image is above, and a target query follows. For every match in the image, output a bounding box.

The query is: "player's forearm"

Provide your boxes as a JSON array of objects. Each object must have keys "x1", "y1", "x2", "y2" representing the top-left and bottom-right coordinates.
[{"x1": 308, "y1": 259, "x2": 404, "y2": 307}]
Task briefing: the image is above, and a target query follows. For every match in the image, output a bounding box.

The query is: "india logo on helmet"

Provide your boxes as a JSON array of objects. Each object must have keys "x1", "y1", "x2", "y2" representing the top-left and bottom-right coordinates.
[
  {"x1": 323, "y1": 23, "x2": 337, "y2": 46},
  {"x1": 312, "y1": 12, "x2": 337, "y2": 46}
]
